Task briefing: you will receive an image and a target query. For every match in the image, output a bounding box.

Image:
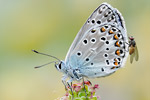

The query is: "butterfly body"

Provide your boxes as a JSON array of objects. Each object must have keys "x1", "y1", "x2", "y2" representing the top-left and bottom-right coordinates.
[{"x1": 54, "y1": 2, "x2": 129, "y2": 82}]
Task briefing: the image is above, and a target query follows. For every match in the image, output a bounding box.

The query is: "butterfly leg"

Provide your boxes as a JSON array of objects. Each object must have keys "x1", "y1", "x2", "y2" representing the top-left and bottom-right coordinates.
[
  {"x1": 82, "y1": 78, "x2": 87, "y2": 99},
  {"x1": 61, "y1": 75, "x2": 68, "y2": 91},
  {"x1": 67, "y1": 79, "x2": 74, "y2": 99}
]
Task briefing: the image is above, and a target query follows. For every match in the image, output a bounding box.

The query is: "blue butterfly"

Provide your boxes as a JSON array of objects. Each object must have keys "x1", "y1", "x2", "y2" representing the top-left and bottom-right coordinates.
[{"x1": 33, "y1": 2, "x2": 129, "y2": 93}]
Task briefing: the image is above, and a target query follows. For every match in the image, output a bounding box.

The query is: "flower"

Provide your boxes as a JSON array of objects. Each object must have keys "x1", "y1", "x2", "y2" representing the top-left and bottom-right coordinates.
[
  {"x1": 83, "y1": 80, "x2": 92, "y2": 86},
  {"x1": 60, "y1": 81, "x2": 100, "y2": 100},
  {"x1": 93, "y1": 84, "x2": 99, "y2": 89}
]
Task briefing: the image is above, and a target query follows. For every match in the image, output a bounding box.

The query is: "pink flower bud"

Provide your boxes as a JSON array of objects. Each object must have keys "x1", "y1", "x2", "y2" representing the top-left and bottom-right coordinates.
[{"x1": 94, "y1": 84, "x2": 99, "y2": 89}]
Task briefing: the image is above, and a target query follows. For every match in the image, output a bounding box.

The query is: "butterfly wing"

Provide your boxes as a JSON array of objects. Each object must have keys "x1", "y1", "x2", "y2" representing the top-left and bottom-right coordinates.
[
  {"x1": 65, "y1": 3, "x2": 129, "y2": 78},
  {"x1": 65, "y1": 3, "x2": 128, "y2": 62},
  {"x1": 79, "y1": 24, "x2": 128, "y2": 78}
]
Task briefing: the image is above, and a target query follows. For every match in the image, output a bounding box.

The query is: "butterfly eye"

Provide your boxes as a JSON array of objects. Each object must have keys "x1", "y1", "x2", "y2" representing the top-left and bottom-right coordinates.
[{"x1": 58, "y1": 63, "x2": 61, "y2": 69}]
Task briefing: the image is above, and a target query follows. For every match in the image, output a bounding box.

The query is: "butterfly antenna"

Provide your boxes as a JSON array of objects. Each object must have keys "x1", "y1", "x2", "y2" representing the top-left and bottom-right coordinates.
[
  {"x1": 32, "y1": 49, "x2": 61, "y2": 62},
  {"x1": 34, "y1": 61, "x2": 57, "y2": 69}
]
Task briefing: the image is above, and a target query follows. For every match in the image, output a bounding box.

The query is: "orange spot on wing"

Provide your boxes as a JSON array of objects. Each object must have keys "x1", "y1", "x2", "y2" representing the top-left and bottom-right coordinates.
[
  {"x1": 115, "y1": 41, "x2": 120, "y2": 47},
  {"x1": 114, "y1": 34, "x2": 119, "y2": 40},
  {"x1": 114, "y1": 59, "x2": 117, "y2": 62},
  {"x1": 109, "y1": 30, "x2": 114, "y2": 34},
  {"x1": 116, "y1": 49, "x2": 120, "y2": 56},
  {"x1": 101, "y1": 27, "x2": 106, "y2": 32},
  {"x1": 114, "y1": 62, "x2": 118, "y2": 66}
]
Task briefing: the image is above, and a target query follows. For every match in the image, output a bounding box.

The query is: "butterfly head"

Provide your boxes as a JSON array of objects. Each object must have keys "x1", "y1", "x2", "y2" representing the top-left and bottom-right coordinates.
[{"x1": 55, "y1": 61, "x2": 66, "y2": 72}]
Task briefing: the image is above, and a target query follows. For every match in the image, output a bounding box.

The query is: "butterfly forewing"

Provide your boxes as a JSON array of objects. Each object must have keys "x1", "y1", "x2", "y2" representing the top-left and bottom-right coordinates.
[
  {"x1": 65, "y1": 3, "x2": 129, "y2": 78},
  {"x1": 65, "y1": 3, "x2": 127, "y2": 61}
]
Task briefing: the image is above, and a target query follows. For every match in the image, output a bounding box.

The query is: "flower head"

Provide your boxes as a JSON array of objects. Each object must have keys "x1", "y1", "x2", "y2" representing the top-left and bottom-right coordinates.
[{"x1": 60, "y1": 80, "x2": 100, "y2": 100}]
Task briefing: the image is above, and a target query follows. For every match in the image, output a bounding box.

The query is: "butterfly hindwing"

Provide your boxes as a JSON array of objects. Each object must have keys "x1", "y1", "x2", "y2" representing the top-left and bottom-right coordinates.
[{"x1": 79, "y1": 25, "x2": 128, "y2": 77}]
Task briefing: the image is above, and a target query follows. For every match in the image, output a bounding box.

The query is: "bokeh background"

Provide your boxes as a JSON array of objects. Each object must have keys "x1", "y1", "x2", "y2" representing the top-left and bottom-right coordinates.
[{"x1": 0, "y1": 0, "x2": 150, "y2": 100}]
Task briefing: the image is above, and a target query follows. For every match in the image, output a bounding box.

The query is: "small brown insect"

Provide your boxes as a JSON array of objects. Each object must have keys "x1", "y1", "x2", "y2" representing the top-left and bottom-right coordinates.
[{"x1": 128, "y1": 36, "x2": 139, "y2": 63}]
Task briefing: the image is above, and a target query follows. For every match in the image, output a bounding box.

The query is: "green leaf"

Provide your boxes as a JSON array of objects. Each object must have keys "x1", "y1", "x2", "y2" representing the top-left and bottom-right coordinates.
[
  {"x1": 73, "y1": 91, "x2": 78, "y2": 98},
  {"x1": 78, "y1": 92, "x2": 86, "y2": 97},
  {"x1": 74, "y1": 97, "x2": 83, "y2": 100},
  {"x1": 80, "y1": 96, "x2": 87, "y2": 100},
  {"x1": 69, "y1": 90, "x2": 72, "y2": 95},
  {"x1": 91, "y1": 96, "x2": 97, "y2": 100}
]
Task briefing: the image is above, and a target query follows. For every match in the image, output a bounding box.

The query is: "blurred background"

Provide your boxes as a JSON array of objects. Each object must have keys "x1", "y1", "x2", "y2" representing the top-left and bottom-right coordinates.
[{"x1": 0, "y1": 0, "x2": 150, "y2": 100}]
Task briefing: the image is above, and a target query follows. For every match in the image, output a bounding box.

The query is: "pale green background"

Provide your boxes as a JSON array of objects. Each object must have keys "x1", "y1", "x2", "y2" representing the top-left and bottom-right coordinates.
[{"x1": 0, "y1": 0, "x2": 150, "y2": 100}]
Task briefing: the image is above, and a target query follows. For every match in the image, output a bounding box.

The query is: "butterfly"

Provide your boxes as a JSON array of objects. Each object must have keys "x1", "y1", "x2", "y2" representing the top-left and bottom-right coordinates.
[
  {"x1": 128, "y1": 36, "x2": 139, "y2": 63},
  {"x1": 33, "y1": 2, "x2": 129, "y2": 87}
]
